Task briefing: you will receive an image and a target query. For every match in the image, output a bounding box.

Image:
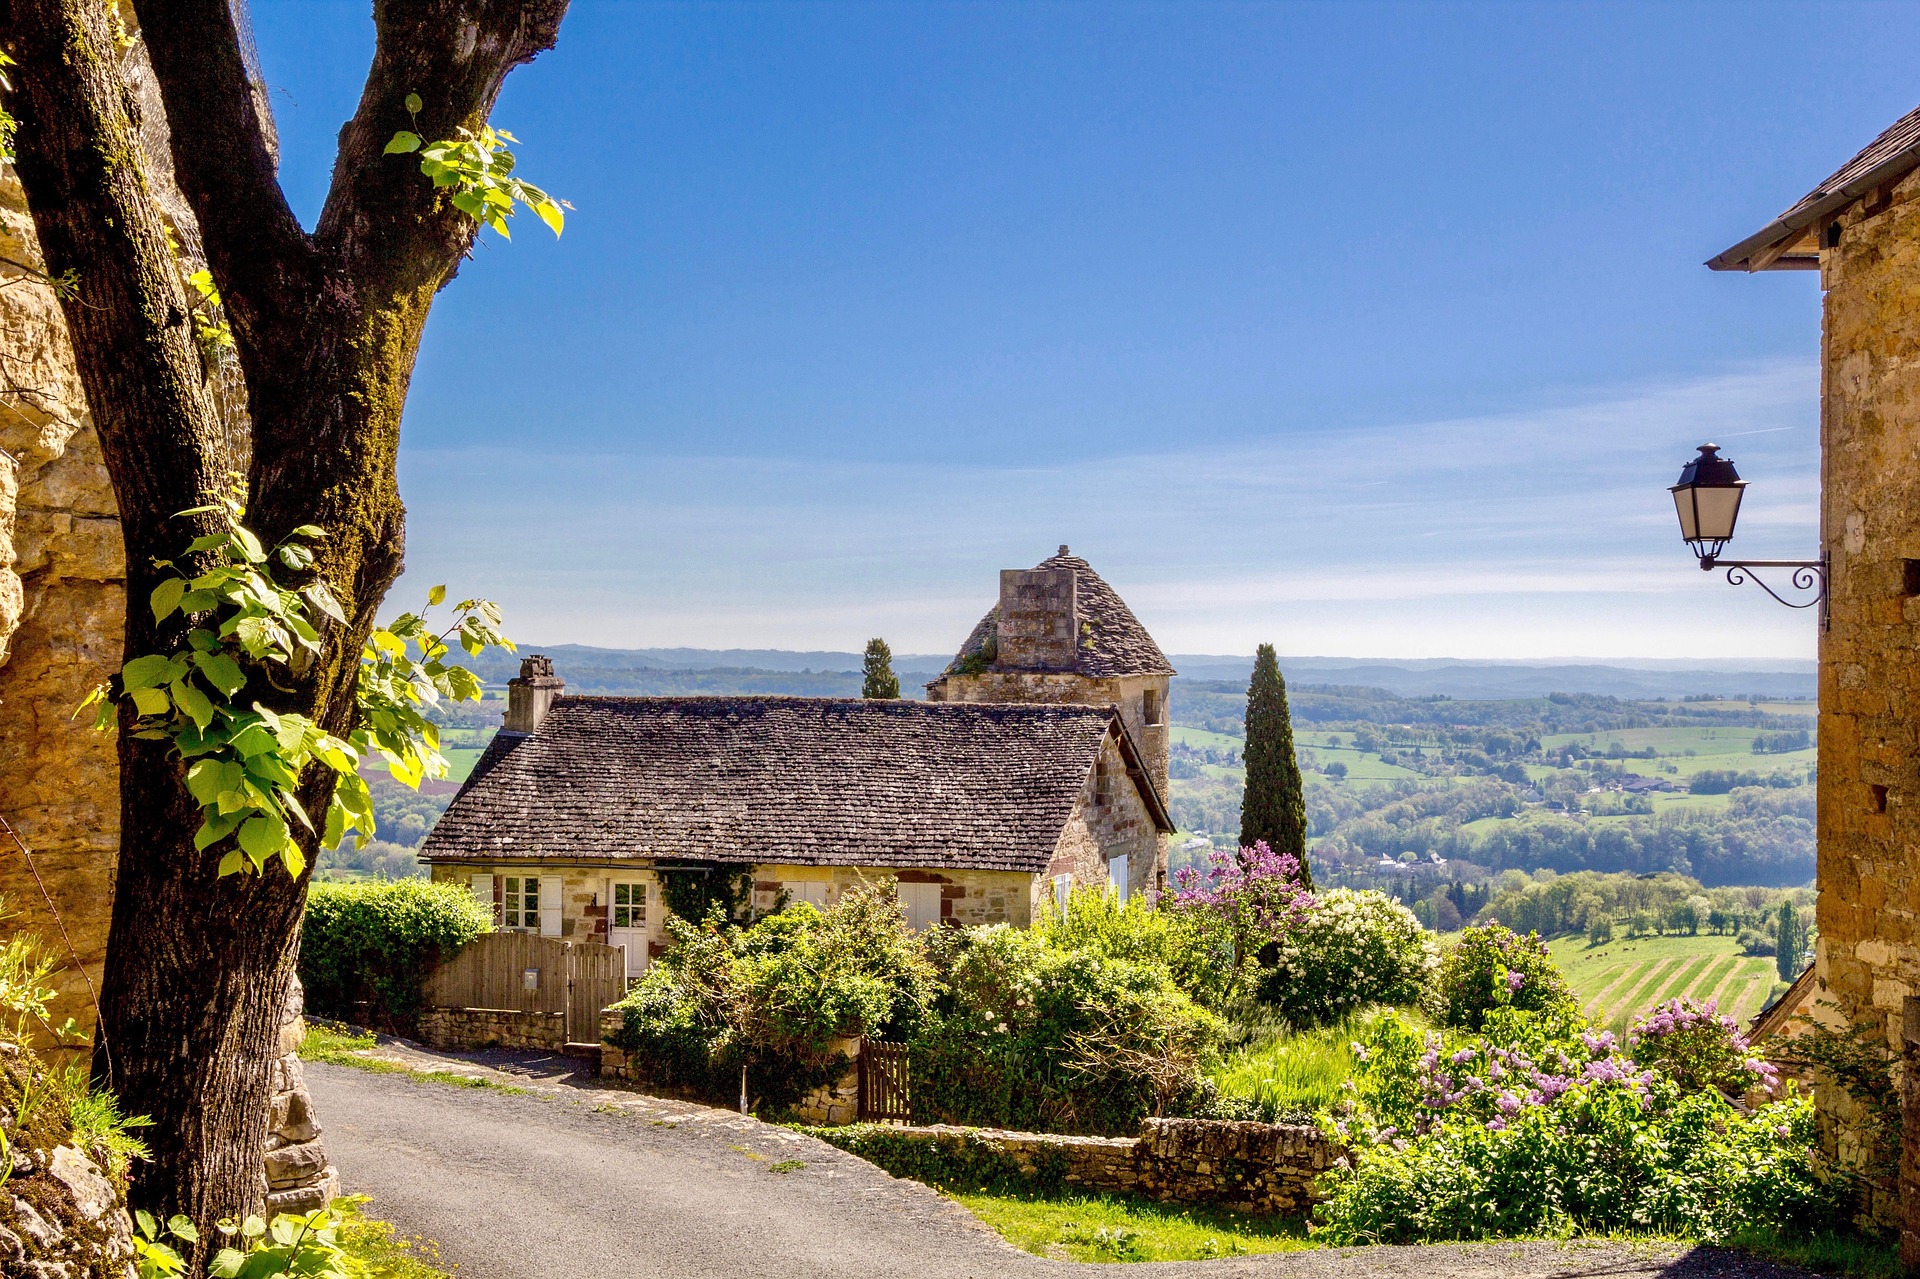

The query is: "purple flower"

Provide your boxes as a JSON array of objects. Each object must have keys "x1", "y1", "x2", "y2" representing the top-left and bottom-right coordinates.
[
  {"x1": 1496, "y1": 1092, "x2": 1521, "y2": 1115},
  {"x1": 1506, "y1": 970, "x2": 1525, "y2": 992}
]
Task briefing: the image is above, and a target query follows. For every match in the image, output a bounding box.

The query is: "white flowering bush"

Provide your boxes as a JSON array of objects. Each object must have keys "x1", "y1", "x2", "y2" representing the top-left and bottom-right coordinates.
[{"x1": 1257, "y1": 888, "x2": 1438, "y2": 1025}]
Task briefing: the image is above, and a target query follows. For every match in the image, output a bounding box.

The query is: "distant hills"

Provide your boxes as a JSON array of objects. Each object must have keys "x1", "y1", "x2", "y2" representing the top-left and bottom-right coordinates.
[{"x1": 467, "y1": 644, "x2": 1815, "y2": 702}]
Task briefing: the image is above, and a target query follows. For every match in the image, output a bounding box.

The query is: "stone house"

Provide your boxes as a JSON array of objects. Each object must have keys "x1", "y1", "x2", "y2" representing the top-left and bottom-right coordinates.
[
  {"x1": 1711, "y1": 101, "x2": 1920, "y2": 1224},
  {"x1": 421, "y1": 663, "x2": 1172, "y2": 978}
]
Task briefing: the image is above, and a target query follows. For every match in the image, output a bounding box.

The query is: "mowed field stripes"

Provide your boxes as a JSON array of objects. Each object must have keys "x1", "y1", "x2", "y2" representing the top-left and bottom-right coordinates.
[{"x1": 1544, "y1": 934, "x2": 1785, "y2": 1034}]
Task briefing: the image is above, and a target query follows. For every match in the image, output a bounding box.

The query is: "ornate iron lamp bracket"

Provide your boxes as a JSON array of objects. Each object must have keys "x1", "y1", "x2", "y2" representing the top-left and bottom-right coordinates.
[{"x1": 1698, "y1": 555, "x2": 1829, "y2": 630}]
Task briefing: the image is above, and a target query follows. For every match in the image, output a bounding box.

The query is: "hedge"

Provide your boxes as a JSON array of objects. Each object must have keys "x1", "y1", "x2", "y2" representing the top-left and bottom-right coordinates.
[{"x1": 301, "y1": 879, "x2": 491, "y2": 1030}]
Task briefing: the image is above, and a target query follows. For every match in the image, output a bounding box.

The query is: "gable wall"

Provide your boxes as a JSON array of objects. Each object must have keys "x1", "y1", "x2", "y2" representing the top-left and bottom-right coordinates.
[{"x1": 1046, "y1": 732, "x2": 1164, "y2": 900}]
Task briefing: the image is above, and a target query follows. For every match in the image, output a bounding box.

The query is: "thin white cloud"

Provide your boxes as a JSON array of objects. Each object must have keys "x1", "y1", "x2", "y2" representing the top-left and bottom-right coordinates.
[{"x1": 396, "y1": 360, "x2": 1820, "y2": 660}]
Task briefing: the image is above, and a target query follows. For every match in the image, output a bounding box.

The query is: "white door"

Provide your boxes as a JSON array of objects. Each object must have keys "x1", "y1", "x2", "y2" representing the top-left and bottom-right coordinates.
[
  {"x1": 1108, "y1": 854, "x2": 1130, "y2": 903},
  {"x1": 898, "y1": 882, "x2": 942, "y2": 931},
  {"x1": 609, "y1": 880, "x2": 651, "y2": 980}
]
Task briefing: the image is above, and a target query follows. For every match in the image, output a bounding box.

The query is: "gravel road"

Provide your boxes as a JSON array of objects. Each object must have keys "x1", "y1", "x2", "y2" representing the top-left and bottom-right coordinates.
[{"x1": 307, "y1": 1050, "x2": 1814, "y2": 1279}]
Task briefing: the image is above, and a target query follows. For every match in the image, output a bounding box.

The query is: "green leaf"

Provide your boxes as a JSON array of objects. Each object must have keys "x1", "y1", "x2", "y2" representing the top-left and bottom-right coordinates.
[
  {"x1": 277, "y1": 543, "x2": 314, "y2": 570},
  {"x1": 404, "y1": 92, "x2": 423, "y2": 114},
  {"x1": 227, "y1": 723, "x2": 279, "y2": 759},
  {"x1": 185, "y1": 759, "x2": 242, "y2": 806},
  {"x1": 129, "y1": 686, "x2": 171, "y2": 717},
  {"x1": 192, "y1": 651, "x2": 246, "y2": 698},
  {"x1": 231, "y1": 525, "x2": 266, "y2": 562},
  {"x1": 122, "y1": 654, "x2": 174, "y2": 691},
  {"x1": 167, "y1": 1216, "x2": 197, "y2": 1244},
  {"x1": 173, "y1": 680, "x2": 216, "y2": 731},
  {"x1": 237, "y1": 812, "x2": 288, "y2": 861},
  {"x1": 281, "y1": 842, "x2": 307, "y2": 878},
  {"x1": 428, "y1": 583, "x2": 447, "y2": 606},
  {"x1": 385, "y1": 130, "x2": 422, "y2": 155},
  {"x1": 150, "y1": 577, "x2": 189, "y2": 623},
  {"x1": 194, "y1": 810, "x2": 243, "y2": 851},
  {"x1": 288, "y1": 524, "x2": 326, "y2": 540},
  {"x1": 303, "y1": 581, "x2": 346, "y2": 625},
  {"x1": 217, "y1": 848, "x2": 245, "y2": 877}
]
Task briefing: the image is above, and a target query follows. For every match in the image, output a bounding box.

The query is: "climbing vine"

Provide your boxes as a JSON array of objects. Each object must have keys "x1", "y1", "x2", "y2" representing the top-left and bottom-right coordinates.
[
  {"x1": 385, "y1": 92, "x2": 569, "y2": 238},
  {"x1": 80, "y1": 490, "x2": 512, "y2": 879}
]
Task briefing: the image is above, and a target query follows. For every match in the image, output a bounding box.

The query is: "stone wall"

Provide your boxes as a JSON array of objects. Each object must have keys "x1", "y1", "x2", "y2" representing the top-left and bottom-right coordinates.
[
  {"x1": 1046, "y1": 732, "x2": 1165, "y2": 901},
  {"x1": 265, "y1": 978, "x2": 338, "y2": 1215},
  {"x1": 0, "y1": 109, "x2": 125, "y2": 1040},
  {"x1": 816, "y1": 1118, "x2": 1336, "y2": 1217},
  {"x1": 1810, "y1": 162, "x2": 1920, "y2": 1227},
  {"x1": 417, "y1": 1006, "x2": 569, "y2": 1053}
]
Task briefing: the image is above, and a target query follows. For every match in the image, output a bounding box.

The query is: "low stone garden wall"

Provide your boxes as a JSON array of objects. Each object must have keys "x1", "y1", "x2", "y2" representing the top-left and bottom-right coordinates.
[
  {"x1": 809, "y1": 1117, "x2": 1338, "y2": 1216},
  {"x1": 418, "y1": 1007, "x2": 568, "y2": 1053}
]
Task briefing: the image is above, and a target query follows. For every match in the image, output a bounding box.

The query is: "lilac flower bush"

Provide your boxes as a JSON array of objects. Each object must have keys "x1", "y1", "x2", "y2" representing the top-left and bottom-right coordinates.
[
  {"x1": 1629, "y1": 997, "x2": 1780, "y2": 1097},
  {"x1": 1169, "y1": 840, "x2": 1314, "y2": 959},
  {"x1": 1314, "y1": 959, "x2": 1833, "y2": 1243}
]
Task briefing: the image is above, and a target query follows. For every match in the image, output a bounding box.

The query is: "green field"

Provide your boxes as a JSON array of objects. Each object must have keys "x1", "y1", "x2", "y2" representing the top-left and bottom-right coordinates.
[
  {"x1": 1545, "y1": 932, "x2": 1786, "y2": 1033},
  {"x1": 1538, "y1": 725, "x2": 1813, "y2": 781}
]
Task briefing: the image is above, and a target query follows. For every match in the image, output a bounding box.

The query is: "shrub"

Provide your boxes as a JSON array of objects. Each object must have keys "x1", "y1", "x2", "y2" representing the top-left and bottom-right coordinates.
[
  {"x1": 607, "y1": 882, "x2": 934, "y2": 1112},
  {"x1": 1316, "y1": 1082, "x2": 1834, "y2": 1245},
  {"x1": 1428, "y1": 923, "x2": 1578, "y2": 1032},
  {"x1": 300, "y1": 879, "x2": 491, "y2": 1030},
  {"x1": 1037, "y1": 887, "x2": 1238, "y2": 1012},
  {"x1": 1628, "y1": 998, "x2": 1778, "y2": 1096},
  {"x1": 911, "y1": 924, "x2": 1226, "y2": 1135},
  {"x1": 1167, "y1": 840, "x2": 1312, "y2": 977},
  {"x1": 1257, "y1": 889, "x2": 1435, "y2": 1026},
  {"x1": 1315, "y1": 1006, "x2": 1834, "y2": 1245}
]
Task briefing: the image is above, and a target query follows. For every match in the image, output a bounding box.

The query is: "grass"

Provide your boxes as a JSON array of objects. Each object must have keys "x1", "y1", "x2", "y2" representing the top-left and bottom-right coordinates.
[
  {"x1": 298, "y1": 1020, "x2": 529, "y2": 1096},
  {"x1": 953, "y1": 1189, "x2": 1313, "y2": 1262},
  {"x1": 1208, "y1": 1012, "x2": 1383, "y2": 1118},
  {"x1": 1545, "y1": 933, "x2": 1783, "y2": 1032},
  {"x1": 1727, "y1": 1226, "x2": 1898, "y2": 1279}
]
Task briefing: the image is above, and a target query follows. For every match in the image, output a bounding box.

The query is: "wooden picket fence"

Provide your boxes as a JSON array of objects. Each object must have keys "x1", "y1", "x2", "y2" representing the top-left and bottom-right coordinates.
[{"x1": 422, "y1": 931, "x2": 626, "y2": 1044}]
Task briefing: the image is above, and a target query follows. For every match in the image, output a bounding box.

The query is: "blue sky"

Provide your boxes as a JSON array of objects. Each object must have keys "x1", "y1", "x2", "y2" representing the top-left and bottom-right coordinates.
[{"x1": 248, "y1": 1, "x2": 1916, "y2": 659}]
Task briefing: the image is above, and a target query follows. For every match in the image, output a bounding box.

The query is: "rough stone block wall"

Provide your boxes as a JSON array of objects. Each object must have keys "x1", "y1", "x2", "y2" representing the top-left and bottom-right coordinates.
[
  {"x1": 1047, "y1": 733, "x2": 1163, "y2": 900},
  {"x1": 0, "y1": 149, "x2": 125, "y2": 1038},
  {"x1": 418, "y1": 1006, "x2": 569, "y2": 1053},
  {"x1": 1812, "y1": 166, "x2": 1920, "y2": 1228},
  {"x1": 996, "y1": 568, "x2": 1078, "y2": 670},
  {"x1": 829, "y1": 1119, "x2": 1336, "y2": 1216}
]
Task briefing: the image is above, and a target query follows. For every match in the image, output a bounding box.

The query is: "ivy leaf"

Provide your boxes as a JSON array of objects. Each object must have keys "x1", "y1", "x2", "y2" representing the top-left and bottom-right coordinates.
[
  {"x1": 122, "y1": 654, "x2": 175, "y2": 691},
  {"x1": 129, "y1": 687, "x2": 171, "y2": 718},
  {"x1": 192, "y1": 651, "x2": 246, "y2": 699},
  {"x1": 237, "y1": 812, "x2": 288, "y2": 862},
  {"x1": 385, "y1": 130, "x2": 422, "y2": 155},
  {"x1": 173, "y1": 680, "x2": 216, "y2": 731},
  {"x1": 150, "y1": 577, "x2": 189, "y2": 623}
]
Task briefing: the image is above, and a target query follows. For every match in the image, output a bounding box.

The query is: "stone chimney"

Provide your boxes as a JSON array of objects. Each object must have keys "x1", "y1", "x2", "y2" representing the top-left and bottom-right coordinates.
[
  {"x1": 997, "y1": 568, "x2": 1078, "y2": 670},
  {"x1": 504, "y1": 654, "x2": 565, "y2": 733}
]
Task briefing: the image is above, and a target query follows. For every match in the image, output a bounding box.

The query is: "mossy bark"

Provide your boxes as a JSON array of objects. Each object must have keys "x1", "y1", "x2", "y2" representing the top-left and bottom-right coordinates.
[{"x1": 0, "y1": 0, "x2": 568, "y2": 1260}]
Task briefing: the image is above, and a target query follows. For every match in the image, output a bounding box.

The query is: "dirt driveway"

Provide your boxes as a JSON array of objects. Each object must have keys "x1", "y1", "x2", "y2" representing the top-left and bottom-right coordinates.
[{"x1": 306, "y1": 1044, "x2": 1812, "y2": 1279}]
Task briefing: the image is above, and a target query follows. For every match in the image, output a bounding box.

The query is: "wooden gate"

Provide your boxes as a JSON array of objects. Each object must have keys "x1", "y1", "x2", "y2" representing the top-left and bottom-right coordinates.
[
  {"x1": 858, "y1": 1039, "x2": 911, "y2": 1122},
  {"x1": 423, "y1": 932, "x2": 626, "y2": 1044}
]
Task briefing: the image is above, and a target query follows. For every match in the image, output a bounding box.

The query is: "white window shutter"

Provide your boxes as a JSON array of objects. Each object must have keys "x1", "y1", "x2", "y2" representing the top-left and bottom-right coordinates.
[
  {"x1": 1108, "y1": 854, "x2": 1129, "y2": 903},
  {"x1": 469, "y1": 874, "x2": 495, "y2": 923},
  {"x1": 538, "y1": 875, "x2": 564, "y2": 936}
]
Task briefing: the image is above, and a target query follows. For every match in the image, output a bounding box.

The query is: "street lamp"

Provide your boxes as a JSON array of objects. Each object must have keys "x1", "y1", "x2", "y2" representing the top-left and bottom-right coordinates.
[{"x1": 1669, "y1": 442, "x2": 1826, "y2": 624}]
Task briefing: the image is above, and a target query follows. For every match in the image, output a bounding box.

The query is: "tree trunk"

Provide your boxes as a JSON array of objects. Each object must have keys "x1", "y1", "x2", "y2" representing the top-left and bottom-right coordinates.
[{"x1": 0, "y1": 0, "x2": 568, "y2": 1255}]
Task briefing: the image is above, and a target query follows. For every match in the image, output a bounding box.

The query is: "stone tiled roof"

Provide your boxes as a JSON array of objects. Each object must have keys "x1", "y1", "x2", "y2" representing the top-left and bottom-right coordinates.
[
  {"x1": 944, "y1": 553, "x2": 1175, "y2": 678},
  {"x1": 421, "y1": 695, "x2": 1168, "y2": 871},
  {"x1": 1710, "y1": 102, "x2": 1920, "y2": 271}
]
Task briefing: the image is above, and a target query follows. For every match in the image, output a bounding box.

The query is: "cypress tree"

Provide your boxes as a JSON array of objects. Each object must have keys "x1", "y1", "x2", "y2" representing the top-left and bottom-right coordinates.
[
  {"x1": 862, "y1": 637, "x2": 901, "y2": 699},
  {"x1": 1240, "y1": 643, "x2": 1311, "y2": 887},
  {"x1": 1775, "y1": 901, "x2": 1801, "y2": 981}
]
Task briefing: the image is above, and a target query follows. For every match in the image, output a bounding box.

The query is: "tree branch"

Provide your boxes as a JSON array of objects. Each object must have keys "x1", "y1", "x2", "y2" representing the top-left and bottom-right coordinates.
[
  {"x1": 315, "y1": 0, "x2": 568, "y2": 293},
  {"x1": 129, "y1": 0, "x2": 315, "y2": 368}
]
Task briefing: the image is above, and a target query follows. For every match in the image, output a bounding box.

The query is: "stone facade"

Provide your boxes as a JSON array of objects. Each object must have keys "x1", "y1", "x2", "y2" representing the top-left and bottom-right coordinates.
[
  {"x1": 418, "y1": 1007, "x2": 569, "y2": 1053},
  {"x1": 788, "y1": 1038, "x2": 862, "y2": 1125},
  {"x1": 823, "y1": 1118, "x2": 1337, "y2": 1217},
  {"x1": 0, "y1": 103, "x2": 125, "y2": 1041}
]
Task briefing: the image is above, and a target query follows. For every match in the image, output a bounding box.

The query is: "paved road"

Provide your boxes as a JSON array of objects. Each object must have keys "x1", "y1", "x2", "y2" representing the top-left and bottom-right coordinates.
[{"x1": 308, "y1": 1052, "x2": 1812, "y2": 1279}]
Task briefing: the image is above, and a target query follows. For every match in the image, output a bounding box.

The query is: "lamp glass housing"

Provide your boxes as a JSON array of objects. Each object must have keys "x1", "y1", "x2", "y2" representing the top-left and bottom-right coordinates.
[{"x1": 1670, "y1": 444, "x2": 1747, "y2": 561}]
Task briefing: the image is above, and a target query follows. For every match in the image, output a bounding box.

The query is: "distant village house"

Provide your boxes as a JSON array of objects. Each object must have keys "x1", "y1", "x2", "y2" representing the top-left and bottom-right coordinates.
[{"x1": 421, "y1": 549, "x2": 1175, "y2": 978}]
